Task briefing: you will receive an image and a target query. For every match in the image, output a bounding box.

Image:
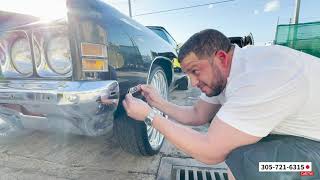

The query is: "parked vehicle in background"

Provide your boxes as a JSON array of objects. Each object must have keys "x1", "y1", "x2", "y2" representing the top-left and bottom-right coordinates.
[
  {"x1": 228, "y1": 33, "x2": 254, "y2": 48},
  {"x1": 0, "y1": 0, "x2": 179, "y2": 156}
]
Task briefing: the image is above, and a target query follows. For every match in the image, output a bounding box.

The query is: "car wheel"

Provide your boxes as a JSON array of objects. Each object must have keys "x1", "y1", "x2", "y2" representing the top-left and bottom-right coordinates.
[{"x1": 113, "y1": 65, "x2": 167, "y2": 156}]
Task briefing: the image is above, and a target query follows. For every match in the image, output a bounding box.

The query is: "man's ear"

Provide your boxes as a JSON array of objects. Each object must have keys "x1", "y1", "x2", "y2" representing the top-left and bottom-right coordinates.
[{"x1": 215, "y1": 50, "x2": 228, "y2": 68}]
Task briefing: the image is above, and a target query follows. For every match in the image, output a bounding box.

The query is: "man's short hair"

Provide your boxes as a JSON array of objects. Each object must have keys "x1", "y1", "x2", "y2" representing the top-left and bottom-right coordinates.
[{"x1": 178, "y1": 29, "x2": 231, "y2": 63}]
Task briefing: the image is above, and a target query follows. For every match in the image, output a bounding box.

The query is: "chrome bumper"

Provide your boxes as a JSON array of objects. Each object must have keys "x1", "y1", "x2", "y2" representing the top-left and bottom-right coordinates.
[{"x1": 0, "y1": 80, "x2": 119, "y2": 136}]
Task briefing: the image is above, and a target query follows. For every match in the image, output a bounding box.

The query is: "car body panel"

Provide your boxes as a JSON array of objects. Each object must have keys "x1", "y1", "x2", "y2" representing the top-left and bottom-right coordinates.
[{"x1": 67, "y1": 0, "x2": 176, "y2": 93}]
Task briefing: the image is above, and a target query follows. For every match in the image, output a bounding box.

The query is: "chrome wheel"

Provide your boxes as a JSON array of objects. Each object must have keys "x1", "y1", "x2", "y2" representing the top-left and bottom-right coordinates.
[{"x1": 147, "y1": 68, "x2": 167, "y2": 150}]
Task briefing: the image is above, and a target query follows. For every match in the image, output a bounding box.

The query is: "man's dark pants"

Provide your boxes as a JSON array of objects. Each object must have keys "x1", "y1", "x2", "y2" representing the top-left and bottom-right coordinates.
[{"x1": 226, "y1": 134, "x2": 320, "y2": 180}]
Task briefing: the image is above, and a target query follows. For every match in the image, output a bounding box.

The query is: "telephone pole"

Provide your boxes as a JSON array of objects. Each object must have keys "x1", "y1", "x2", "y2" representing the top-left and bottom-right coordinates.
[
  {"x1": 290, "y1": 0, "x2": 301, "y2": 48},
  {"x1": 128, "y1": 0, "x2": 132, "y2": 18},
  {"x1": 293, "y1": 0, "x2": 301, "y2": 24}
]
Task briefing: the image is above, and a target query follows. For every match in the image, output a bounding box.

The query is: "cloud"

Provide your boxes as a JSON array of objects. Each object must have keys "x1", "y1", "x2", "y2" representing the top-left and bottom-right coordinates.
[
  {"x1": 264, "y1": 0, "x2": 280, "y2": 12},
  {"x1": 254, "y1": 10, "x2": 259, "y2": 15},
  {"x1": 208, "y1": 4, "x2": 214, "y2": 9}
]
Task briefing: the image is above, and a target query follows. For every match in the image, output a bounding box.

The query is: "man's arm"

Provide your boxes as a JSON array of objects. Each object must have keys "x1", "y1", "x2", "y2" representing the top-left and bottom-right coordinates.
[
  {"x1": 122, "y1": 92, "x2": 261, "y2": 164},
  {"x1": 140, "y1": 84, "x2": 221, "y2": 125},
  {"x1": 153, "y1": 115, "x2": 262, "y2": 164},
  {"x1": 158, "y1": 99, "x2": 221, "y2": 126}
]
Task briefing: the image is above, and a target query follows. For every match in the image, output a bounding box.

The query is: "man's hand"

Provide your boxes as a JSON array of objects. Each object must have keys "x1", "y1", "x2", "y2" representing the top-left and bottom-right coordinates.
[
  {"x1": 140, "y1": 84, "x2": 165, "y2": 108},
  {"x1": 122, "y1": 93, "x2": 152, "y2": 121}
]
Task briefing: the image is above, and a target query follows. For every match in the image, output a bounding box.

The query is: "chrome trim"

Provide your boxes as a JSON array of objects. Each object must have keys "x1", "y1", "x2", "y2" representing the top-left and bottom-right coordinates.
[
  {"x1": 0, "y1": 43, "x2": 6, "y2": 66},
  {"x1": 0, "y1": 80, "x2": 119, "y2": 136}
]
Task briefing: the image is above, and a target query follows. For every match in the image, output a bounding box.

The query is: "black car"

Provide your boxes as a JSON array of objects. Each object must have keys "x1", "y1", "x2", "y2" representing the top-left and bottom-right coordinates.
[{"x1": 0, "y1": 0, "x2": 178, "y2": 156}]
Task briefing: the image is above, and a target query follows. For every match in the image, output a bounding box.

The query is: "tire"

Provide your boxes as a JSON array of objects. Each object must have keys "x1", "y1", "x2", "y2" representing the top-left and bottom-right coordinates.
[{"x1": 113, "y1": 65, "x2": 168, "y2": 156}]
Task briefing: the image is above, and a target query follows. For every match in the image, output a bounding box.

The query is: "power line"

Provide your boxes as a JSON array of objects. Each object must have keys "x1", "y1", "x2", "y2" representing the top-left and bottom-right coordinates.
[{"x1": 133, "y1": 0, "x2": 236, "y2": 17}]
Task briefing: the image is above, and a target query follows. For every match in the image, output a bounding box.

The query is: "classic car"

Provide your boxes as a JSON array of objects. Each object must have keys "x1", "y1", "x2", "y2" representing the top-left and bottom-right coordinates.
[{"x1": 0, "y1": 0, "x2": 178, "y2": 156}]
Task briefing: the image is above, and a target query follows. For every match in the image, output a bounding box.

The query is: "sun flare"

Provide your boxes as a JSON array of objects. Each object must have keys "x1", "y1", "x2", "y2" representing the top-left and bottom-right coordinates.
[{"x1": 1, "y1": 0, "x2": 67, "y2": 21}]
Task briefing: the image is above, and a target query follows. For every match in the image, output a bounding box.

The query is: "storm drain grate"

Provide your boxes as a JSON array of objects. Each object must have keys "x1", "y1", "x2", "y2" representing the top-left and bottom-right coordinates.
[
  {"x1": 157, "y1": 157, "x2": 228, "y2": 180},
  {"x1": 172, "y1": 165, "x2": 228, "y2": 180}
]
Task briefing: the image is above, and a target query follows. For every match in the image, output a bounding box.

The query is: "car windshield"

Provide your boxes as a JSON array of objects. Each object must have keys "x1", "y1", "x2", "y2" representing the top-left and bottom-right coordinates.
[{"x1": 0, "y1": 0, "x2": 67, "y2": 20}]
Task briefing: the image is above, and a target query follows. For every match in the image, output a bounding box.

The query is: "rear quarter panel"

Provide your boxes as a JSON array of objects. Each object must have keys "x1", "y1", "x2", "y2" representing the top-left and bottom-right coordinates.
[{"x1": 67, "y1": 0, "x2": 177, "y2": 96}]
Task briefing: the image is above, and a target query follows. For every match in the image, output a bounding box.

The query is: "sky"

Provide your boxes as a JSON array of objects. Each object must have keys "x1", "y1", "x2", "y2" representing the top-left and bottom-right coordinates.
[
  {"x1": 1, "y1": 0, "x2": 319, "y2": 45},
  {"x1": 0, "y1": 0, "x2": 67, "y2": 21},
  {"x1": 104, "y1": 0, "x2": 320, "y2": 45}
]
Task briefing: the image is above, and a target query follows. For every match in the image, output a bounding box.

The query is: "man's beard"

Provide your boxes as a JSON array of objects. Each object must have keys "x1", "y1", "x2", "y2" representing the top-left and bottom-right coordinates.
[
  {"x1": 206, "y1": 82, "x2": 224, "y2": 97},
  {"x1": 206, "y1": 67, "x2": 226, "y2": 97}
]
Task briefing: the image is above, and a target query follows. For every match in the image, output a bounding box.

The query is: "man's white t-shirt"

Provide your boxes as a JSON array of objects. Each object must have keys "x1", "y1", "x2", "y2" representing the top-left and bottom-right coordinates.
[{"x1": 200, "y1": 45, "x2": 320, "y2": 141}]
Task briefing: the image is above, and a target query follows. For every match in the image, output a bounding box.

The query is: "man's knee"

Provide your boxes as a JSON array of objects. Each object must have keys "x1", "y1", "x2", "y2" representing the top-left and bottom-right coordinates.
[
  {"x1": 225, "y1": 135, "x2": 320, "y2": 180},
  {"x1": 225, "y1": 144, "x2": 260, "y2": 180}
]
